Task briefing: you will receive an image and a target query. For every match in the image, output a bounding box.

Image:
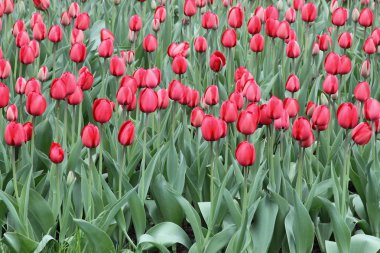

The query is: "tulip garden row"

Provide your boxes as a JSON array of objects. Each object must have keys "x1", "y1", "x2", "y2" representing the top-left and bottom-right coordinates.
[{"x1": 1, "y1": 0, "x2": 380, "y2": 252}]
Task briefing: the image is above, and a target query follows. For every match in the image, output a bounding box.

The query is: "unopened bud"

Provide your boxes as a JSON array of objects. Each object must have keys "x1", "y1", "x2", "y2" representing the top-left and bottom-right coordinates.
[
  {"x1": 312, "y1": 42, "x2": 320, "y2": 56},
  {"x1": 152, "y1": 18, "x2": 160, "y2": 32},
  {"x1": 320, "y1": 93, "x2": 329, "y2": 105},
  {"x1": 360, "y1": 59, "x2": 371, "y2": 79},
  {"x1": 37, "y1": 66, "x2": 49, "y2": 82},
  {"x1": 128, "y1": 29, "x2": 138, "y2": 43},
  {"x1": 151, "y1": 0, "x2": 157, "y2": 9},
  {"x1": 352, "y1": 8, "x2": 360, "y2": 22},
  {"x1": 277, "y1": 0, "x2": 284, "y2": 11},
  {"x1": 331, "y1": 92, "x2": 338, "y2": 100}
]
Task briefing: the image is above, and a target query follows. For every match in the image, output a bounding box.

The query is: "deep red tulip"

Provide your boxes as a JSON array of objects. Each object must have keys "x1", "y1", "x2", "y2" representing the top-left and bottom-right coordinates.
[
  {"x1": 301, "y1": 3, "x2": 317, "y2": 23},
  {"x1": 184, "y1": 0, "x2": 197, "y2": 17},
  {"x1": 50, "y1": 78, "x2": 67, "y2": 100},
  {"x1": 363, "y1": 36, "x2": 376, "y2": 54},
  {"x1": 4, "y1": 122, "x2": 25, "y2": 146},
  {"x1": 358, "y1": 8, "x2": 373, "y2": 27},
  {"x1": 249, "y1": 34, "x2": 264, "y2": 52},
  {"x1": 337, "y1": 103, "x2": 358, "y2": 129},
  {"x1": 117, "y1": 87, "x2": 133, "y2": 107},
  {"x1": 157, "y1": 89, "x2": 169, "y2": 109},
  {"x1": 364, "y1": 98, "x2": 380, "y2": 121},
  {"x1": 81, "y1": 124, "x2": 100, "y2": 148},
  {"x1": 237, "y1": 109, "x2": 259, "y2": 135},
  {"x1": 26, "y1": 92, "x2": 46, "y2": 116},
  {"x1": 98, "y1": 39, "x2": 114, "y2": 58},
  {"x1": 235, "y1": 141, "x2": 256, "y2": 167},
  {"x1": 0, "y1": 82, "x2": 10, "y2": 108},
  {"x1": 228, "y1": 5, "x2": 244, "y2": 28},
  {"x1": 49, "y1": 142, "x2": 64, "y2": 164},
  {"x1": 338, "y1": 32, "x2": 352, "y2": 49},
  {"x1": 67, "y1": 86, "x2": 84, "y2": 105},
  {"x1": 258, "y1": 104, "x2": 272, "y2": 125},
  {"x1": 75, "y1": 12, "x2": 90, "y2": 30},
  {"x1": 118, "y1": 120, "x2": 135, "y2": 146},
  {"x1": 332, "y1": 7, "x2": 347, "y2": 26},
  {"x1": 285, "y1": 8, "x2": 296, "y2": 23},
  {"x1": 285, "y1": 74, "x2": 300, "y2": 93},
  {"x1": 202, "y1": 11, "x2": 219, "y2": 30},
  {"x1": 129, "y1": 15, "x2": 142, "y2": 32},
  {"x1": 283, "y1": 97, "x2": 299, "y2": 118},
  {"x1": 322, "y1": 74, "x2": 339, "y2": 95},
  {"x1": 109, "y1": 56, "x2": 126, "y2": 76},
  {"x1": 93, "y1": 99, "x2": 113, "y2": 123},
  {"x1": 317, "y1": 34, "x2": 332, "y2": 51},
  {"x1": 354, "y1": 81, "x2": 370, "y2": 102},
  {"x1": 221, "y1": 28, "x2": 237, "y2": 48},
  {"x1": 265, "y1": 18, "x2": 279, "y2": 38},
  {"x1": 204, "y1": 85, "x2": 219, "y2": 105},
  {"x1": 300, "y1": 133, "x2": 315, "y2": 148},
  {"x1": 209, "y1": 51, "x2": 226, "y2": 72},
  {"x1": 70, "y1": 42, "x2": 86, "y2": 63},
  {"x1": 311, "y1": 105, "x2": 330, "y2": 131},
  {"x1": 292, "y1": 116, "x2": 313, "y2": 141},
  {"x1": 247, "y1": 16, "x2": 261, "y2": 35},
  {"x1": 201, "y1": 115, "x2": 223, "y2": 141},
  {"x1": 78, "y1": 67, "x2": 94, "y2": 90},
  {"x1": 0, "y1": 59, "x2": 11, "y2": 79},
  {"x1": 191, "y1": 107, "x2": 205, "y2": 127},
  {"x1": 143, "y1": 34, "x2": 158, "y2": 52},
  {"x1": 6, "y1": 104, "x2": 17, "y2": 121},
  {"x1": 324, "y1": 52, "x2": 339, "y2": 75},
  {"x1": 352, "y1": 122, "x2": 372, "y2": 145},
  {"x1": 23, "y1": 122, "x2": 33, "y2": 142},
  {"x1": 139, "y1": 88, "x2": 158, "y2": 113},
  {"x1": 19, "y1": 45, "x2": 35, "y2": 65},
  {"x1": 274, "y1": 110, "x2": 290, "y2": 130},
  {"x1": 172, "y1": 56, "x2": 188, "y2": 75},
  {"x1": 286, "y1": 40, "x2": 301, "y2": 58},
  {"x1": 194, "y1": 36, "x2": 207, "y2": 53},
  {"x1": 48, "y1": 25, "x2": 63, "y2": 43},
  {"x1": 220, "y1": 100, "x2": 238, "y2": 123}
]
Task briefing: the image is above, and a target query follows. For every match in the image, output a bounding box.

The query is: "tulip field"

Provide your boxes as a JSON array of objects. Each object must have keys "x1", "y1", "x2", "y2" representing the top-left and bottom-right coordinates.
[{"x1": 3, "y1": 0, "x2": 380, "y2": 252}]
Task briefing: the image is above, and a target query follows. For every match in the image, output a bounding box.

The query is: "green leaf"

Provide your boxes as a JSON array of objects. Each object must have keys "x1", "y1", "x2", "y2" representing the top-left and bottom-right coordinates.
[
  {"x1": 4, "y1": 232, "x2": 38, "y2": 253},
  {"x1": 326, "y1": 234, "x2": 380, "y2": 253}
]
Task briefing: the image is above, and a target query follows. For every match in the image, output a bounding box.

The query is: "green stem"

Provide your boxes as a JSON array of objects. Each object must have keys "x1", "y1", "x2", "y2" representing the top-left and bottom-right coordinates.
[
  {"x1": 98, "y1": 124, "x2": 103, "y2": 180},
  {"x1": 71, "y1": 106, "x2": 76, "y2": 145},
  {"x1": 340, "y1": 130, "x2": 350, "y2": 217},
  {"x1": 296, "y1": 147, "x2": 305, "y2": 198},
  {"x1": 269, "y1": 124, "x2": 275, "y2": 189},
  {"x1": 205, "y1": 142, "x2": 215, "y2": 241},
  {"x1": 52, "y1": 44, "x2": 57, "y2": 80},
  {"x1": 11, "y1": 147, "x2": 19, "y2": 202},
  {"x1": 63, "y1": 100, "x2": 68, "y2": 149},
  {"x1": 119, "y1": 148, "x2": 126, "y2": 199},
  {"x1": 139, "y1": 114, "x2": 148, "y2": 201},
  {"x1": 31, "y1": 117, "x2": 35, "y2": 169}
]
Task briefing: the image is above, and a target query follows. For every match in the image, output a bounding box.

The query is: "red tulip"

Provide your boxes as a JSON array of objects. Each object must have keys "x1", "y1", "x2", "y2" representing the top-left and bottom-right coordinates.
[
  {"x1": 201, "y1": 115, "x2": 223, "y2": 141},
  {"x1": 75, "y1": 12, "x2": 90, "y2": 30},
  {"x1": 293, "y1": 0, "x2": 304, "y2": 11},
  {"x1": 247, "y1": 16, "x2": 261, "y2": 35},
  {"x1": 70, "y1": 42, "x2": 86, "y2": 63},
  {"x1": 19, "y1": 45, "x2": 35, "y2": 65},
  {"x1": 301, "y1": 3, "x2": 317, "y2": 23},
  {"x1": 324, "y1": 52, "x2": 339, "y2": 75},
  {"x1": 235, "y1": 141, "x2": 256, "y2": 167},
  {"x1": 209, "y1": 51, "x2": 226, "y2": 72},
  {"x1": 191, "y1": 107, "x2": 205, "y2": 127},
  {"x1": 338, "y1": 32, "x2": 352, "y2": 49},
  {"x1": 354, "y1": 81, "x2": 370, "y2": 102},
  {"x1": 243, "y1": 80, "x2": 261, "y2": 103},
  {"x1": 37, "y1": 66, "x2": 48, "y2": 81},
  {"x1": 332, "y1": 7, "x2": 347, "y2": 26},
  {"x1": 49, "y1": 142, "x2": 64, "y2": 164},
  {"x1": 306, "y1": 101, "x2": 316, "y2": 117},
  {"x1": 311, "y1": 105, "x2": 330, "y2": 131},
  {"x1": 292, "y1": 117, "x2": 313, "y2": 141},
  {"x1": 118, "y1": 120, "x2": 135, "y2": 146},
  {"x1": 129, "y1": 15, "x2": 142, "y2": 32},
  {"x1": 157, "y1": 89, "x2": 169, "y2": 109},
  {"x1": 220, "y1": 100, "x2": 238, "y2": 123},
  {"x1": 12, "y1": 20, "x2": 25, "y2": 37},
  {"x1": 229, "y1": 91, "x2": 244, "y2": 110},
  {"x1": 285, "y1": 74, "x2": 300, "y2": 93},
  {"x1": 249, "y1": 34, "x2": 264, "y2": 52},
  {"x1": 139, "y1": 88, "x2": 158, "y2": 113},
  {"x1": 109, "y1": 56, "x2": 126, "y2": 76},
  {"x1": 363, "y1": 36, "x2": 376, "y2": 54},
  {"x1": 67, "y1": 86, "x2": 84, "y2": 105},
  {"x1": 143, "y1": 68, "x2": 161, "y2": 88},
  {"x1": 322, "y1": 74, "x2": 339, "y2": 95},
  {"x1": 268, "y1": 96, "x2": 283, "y2": 119},
  {"x1": 78, "y1": 67, "x2": 94, "y2": 90},
  {"x1": 23, "y1": 122, "x2": 33, "y2": 142},
  {"x1": 285, "y1": 8, "x2": 296, "y2": 23},
  {"x1": 4, "y1": 122, "x2": 25, "y2": 146},
  {"x1": 286, "y1": 40, "x2": 301, "y2": 58},
  {"x1": 265, "y1": 18, "x2": 279, "y2": 38},
  {"x1": 48, "y1": 25, "x2": 63, "y2": 43},
  {"x1": 194, "y1": 36, "x2": 207, "y2": 53},
  {"x1": 364, "y1": 98, "x2": 380, "y2": 121},
  {"x1": 151, "y1": 19, "x2": 160, "y2": 32},
  {"x1": 93, "y1": 99, "x2": 114, "y2": 123},
  {"x1": 0, "y1": 82, "x2": 9, "y2": 109},
  {"x1": 143, "y1": 34, "x2": 158, "y2": 52},
  {"x1": 184, "y1": 0, "x2": 197, "y2": 17},
  {"x1": 154, "y1": 6, "x2": 166, "y2": 23},
  {"x1": 15, "y1": 77, "x2": 26, "y2": 94},
  {"x1": 3, "y1": 0, "x2": 14, "y2": 14},
  {"x1": 6, "y1": 104, "x2": 17, "y2": 121},
  {"x1": 283, "y1": 97, "x2": 299, "y2": 118},
  {"x1": 69, "y1": 2, "x2": 80, "y2": 18},
  {"x1": 15, "y1": 31, "x2": 30, "y2": 48},
  {"x1": 60, "y1": 72, "x2": 76, "y2": 96},
  {"x1": 358, "y1": 8, "x2": 373, "y2": 27},
  {"x1": 100, "y1": 28, "x2": 114, "y2": 42},
  {"x1": 168, "y1": 80, "x2": 184, "y2": 101},
  {"x1": 26, "y1": 92, "x2": 46, "y2": 116},
  {"x1": 277, "y1": 21, "x2": 290, "y2": 40},
  {"x1": 167, "y1": 42, "x2": 190, "y2": 58},
  {"x1": 98, "y1": 39, "x2": 114, "y2": 58},
  {"x1": 228, "y1": 5, "x2": 244, "y2": 28},
  {"x1": 204, "y1": 85, "x2": 219, "y2": 105},
  {"x1": 337, "y1": 103, "x2": 358, "y2": 129},
  {"x1": 117, "y1": 87, "x2": 133, "y2": 107},
  {"x1": 264, "y1": 5, "x2": 279, "y2": 21},
  {"x1": 70, "y1": 28, "x2": 84, "y2": 45},
  {"x1": 50, "y1": 78, "x2": 66, "y2": 100},
  {"x1": 60, "y1": 11, "x2": 71, "y2": 26},
  {"x1": 352, "y1": 122, "x2": 372, "y2": 145},
  {"x1": 274, "y1": 110, "x2": 290, "y2": 130},
  {"x1": 237, "y1": 109, "x2": 259, "y2": 135},
  {"x1": 300, "y1": 133, "x2": 315, "y2": 148},
  {"x1": 317, "y1": 34, "x2": 332, "y2": 51},
  {"x1": 0, "y1": 59, "x2": 11, "y2": 79},
  {"x1": 258, "y1": 104, "x2": 272, "y2": 125},
  {"x1": 25, "y1": 78, "x2": 41, "y2": 96},
  {"x1": 188, "y1": 89, "x2": 200, "y2": 108},
  {"x1": 33, "y1": 0, "x2": 50, "y2": 10},
  {"x1": 172, "y1": 56, "x2": 188, "y2": 75},
  {"x1": 221, "y1": 28, "x2": 237, "y2": 48},
  {"x1": 202, "y1": 11, "x2": 219, "y2": 30},
  {"x1": 81, "y1": 124, "x2": 100, "y2": 148}
]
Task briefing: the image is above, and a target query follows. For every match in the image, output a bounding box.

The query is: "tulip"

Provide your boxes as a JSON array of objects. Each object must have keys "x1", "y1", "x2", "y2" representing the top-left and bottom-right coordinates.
[
  {"x1": 143, "y1": 34, "x2": 158, "y2": 52},
  {"x1": 332, "y1": 7, "x2": 347, "y2": 26},
  {"x1": 209, "y1": 51, "x2": 226, "y2": 72},
  {"x1": 191, "y1": 107, "x2": 205, "y2": 127},
  {"x1": 142, "y1": 68, "x2": 160, "y2": 88},
  {"x1": 157, "y1": 89, "x2": 169, "y2": 109},
  {"x1": 60, "y1": 11, "x2": 71, "y2": 26},
  {"x1": 70, "y1": 28, "x2": 84, "y2": 45},
  {"x1": 151, "y1": 19, "x2": 160, "y2": 32},
  {"x1": 109, "y1": 56, "x2": 126, "y2": 76},
  {"x1": 23, "y1": 122, "x2": 33, "y2": 142},
  {"x1": 19, "y1": 45, "x2": 35, "y2": 65},
  {"x1": 201, "y1": 115, "x2": 223, "y2": 141},
  {"x1": 4, "y1": 122, "x2": 25, "y2": 146},
  {"x1": 124, "y1": 50, "x2": 135, "y2": 64},
  {"x1": 129, "y1": 15, "x2": 142, "y2": 32},
  {"x1": 312, "y1": 42, "x2": 320, "y2": 56},
  {"x1": 300, "y1": 133, "x2": 314, "y2": 148},
  {"x1": 98, "y1": 39, "x2": 114, "y2": 58},
  {"x1": 75, "y1": 12, "x2": 90, "y2": 30},
  {"x1": 265, "y1": 5, "x2": 279, "y2": 21},
  {"x1": 229, "y1": 91, "x2": 244, "y2": 110},
  {"x1": 301, "y1": 2, "x2": 317, "y2": 23},
  {"x1": 237, "y1": 109, "x2": 259, "y2": 135},
  {"x1": 26, "y1": 92, "x2": 47, "y2": 116},
  {"x1": 15, "y1": 31, "x2": 30, "y2": 48},
  {"x1": 37, "y1": 66, "x2": 48, "y2": 81},
  {"x1": 324, "y1": 52, "x2": 339, "y2": 75},
  {"x1": 154, "y1": 6, "x2": 166, "y2": 22},
  {"x1": 243, "y1": 80, "x2": 261, "y2": 103},
  {"x1": 285, "y1": 74, "x2": 300, "y2": 93},
  {"x1": 221, "y1": 28, "x2": 237, "y2": 48},
  {"x1": 25, "y1": 78, "x2": 41, "y2": 95},
  {"x1": 292, "y1": 116, "x2": 313, "y2": 141},
  {"x1": 293, "y1": 0, "x2": 304, "y2": 10},
  {"x1": 322, "y1": 74, "x2": 339, "y2": 95},
  {"x1": 194, "y1": 36, "x2": 207, "y2": 53},
  {"x1": 48, "y1": 25, "x2": 63, "y2": 43},
  {"x1": 0, "y1": 82, "x2": 9, "y2": 108},
  {"x1": 277, "y1": 21, "x2": 290, "y2": 40},
  {"x1": 15, "y1": 77, "x2": 26, "y2": 94},
  {"x1": 117, "y1": 87, "x2": 133, "y2": 107},
  {"x1": 69, "y1": 2, "x2": 80, "y2": 18},
  {"x1": 249, "y1": 34, "x2": 265, "y2": 52},
  {"x1": 139, "y1": 88, "x2": 158, "y2": 113},
  {"x1": 274, "y1": 110, "x2": 290, "y2": 130},
  {"x1": 247, "y1": 16, "x2": 261, "y2": 35},
  {"x1": 33, "y1": 0, "x2": 50, "y2": 10},
  {"x1": 93, "y1": 99, "x2": 113, "y2": 124},
  {"x1": 6, "y1": 104, "x2": 17, "y2": 121},
  {"x1": 204, "y1": 85, "x2": 219, "y2": 105},
  {"x1": 363, "y1": 36, "x2": 376, "y2": 54},
  {"x1": 311, "y1": 105, "x2": 330, "y2": 131},
  {"x1": 50, "y1": 78, "x2": 67, "y2": 100},
  {"x1": 352, "y1": 122, "x2": 372, "y2": 145},
  {"x1": 337, "y1": 103, "x2": 358, "y2": 129},
  {"x1": 283, "y1": 97, "x2": 299, "y2": 118},
  {"x1": 100, "y1": 28, "x2": 114, "y2": 42},
  {"x1": 168, "y1": 80, "x2": 184, "y2": 101},
  {"x1": 235, "y1": 141, "x2": 256, "y2": 167},
  {"x1": 258, "y1": 104, "x2": 272, "y2": 125},
  {"x1": 184, "y1": 0, "x2": 196, "y2": 17},
  {"x1": 81, "y1": 124, "x2": 100, "y2": 148},
  {"x1": 265, "y1": 18, "x2": 279, "y2": 38},
  {"x1": 12, "y1": 20, "x2": 25, "y2": 37},
  {"x1": 337, "y1": 55, "x2": 351, "y2": 75},
  {"x1": 338, "y1": 32, "x2": 352, "y2": 49},
  {"x1": 118, "y1": 120, "x2": 135, "y2": 146},
  {"x1": 358, "y1": 8, "x2": 373, "y2": 27},
  {"x1": 172, "y1": 56, "x2": 187, "y2": 75},
  {"x1": 70, "y1": 42, "x2": 86, "y2": 63},
  {"x1": 317, "y1": 34, "x2": 332, "y2": 51},
  {"x1": 49, "y1": 142, "x2": 64, "y2": 164},
  {"x1": 188, "y1": 89, "x2": 200, "y2": 108},
  {"x1": 167, "y1": 42, "x2": 190, "y2": 58},
  {"x1": 78, "y1": 67, "x2": 94, "y2": 90},
  {"x1": 354, "y1": 81, "x2": 370, "y2": 102},
  {"x1": 267, "y1": 96, "x2": 283, "y2": 119},
  {"x1": 202, "y1": 11, "x2": 219, "y2": 30},
  {"x1": 0, "y1": 59, "x2": 11, "y2": 79},
  {"x1": 67, "y1": 86, "x2": 84, "y2": 105},
  {"x1": 306, "y1": 101, "x2": 316, "y2": 117},
  {"x1": 286, "y1": 40, "x2": 300, "y2": 58},
  {"x1": 220, "y1": 100, "x2": 238, "y2": 123},
  {"x1": 120, "y1": 75, "x2": 138, "y2": 93},
  {"x1": 360, "y1": 60, "x2": 370, "y2": 79},
  {"x1": 228, "y1": 5, "x2": 244, "y2": 28},
  {"x1": 364, "y1": 98, "x2": 380, "y2": 121}
]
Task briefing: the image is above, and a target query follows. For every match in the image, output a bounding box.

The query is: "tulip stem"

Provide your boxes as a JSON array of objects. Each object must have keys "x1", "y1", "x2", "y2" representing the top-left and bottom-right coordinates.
[
  {"x1": 11, "y1": 147, "x2": 19, "y2": 203},
  {"x1": 98, "y1": 124, "x2": 103, "y2": 180},
  {"x1": 71, "y1": 106, "x2": 76, "y2": 145},
  {"x1": 52, "y1": 44, "x2": 57, "y2": 80},
  {"x1": 196, "y1": 128, "x2": 202, "y2": 200},
  {"x1": 55, "y1": 101, "x2": 60, "y2": 141},
  {"x1": 296, "y1": 147, "x2": 304, "y2": 198},
  {"x1": 139, "y1": 114, "x2": 148, "y2": 201},
  {"x1": 205, "y1": 142, "x2": 215, "y2": 241},
  {"x1": 224, "y1": 134, "x2": 229, "y2": 171},
  {"x1": 340, "y1": 130, "x2": 350, "y2": 217},
  {"x1": 63, "y1": 99, "x2": 68, "y2": 149},
  {"x1": 269, "y1": 123, "x2": 276, "y2": 190},
  {"x1": 119, "y1": 148, "x2": 126, "y2": 199},
  {"x1": 77, "y1": 102, "x2": 83, "y2": 141},
  {"x1": 31, "y1": 117, "x2": 35, "y2": 169}
]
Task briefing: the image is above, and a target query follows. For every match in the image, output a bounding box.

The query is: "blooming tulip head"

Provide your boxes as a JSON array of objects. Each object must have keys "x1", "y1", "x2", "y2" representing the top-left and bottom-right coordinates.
[
  {"x1": 352, "y1": 122, "x2": 372, "y2": 145},
  {"x1": 235, "y1": 141, "x2": 256, "y2": 167},
  {"x1": 354, "y1": 81, "x2": 370, "y2": 102},
  {"x1": 301, "y1": 2, "x2": 317, "y2": 23},
  {"x1": 311, "y1": 105, "x2": 330, "y2": 131},
  {"x1": 364, "y1": 98, "x2": 380, "y2": 121},
  {"x1": 49, "y1": 142, "x2": 64, "y2": 164},
  {"x1": 93, "y1": 99, "x2": 114, "y2": 124},
  {"x1": 118, "y1": 120, "x2": 135, "y2": 146},
  {"x1": 209, "y1": 51, "x2": 226, "y2": 72},
  {"x1": 292, "y1": 116, "x2": 313, "y2": 142},
  {"x1": 139, "y1": 88, "x2": 158, "y2": 113},
  {"x1": 337, "y1": 103, "x2": 358, "y2": 129},
  {"x1": 4, "y1": 122, "x2": 26, "y2": 146},
  {"x1": 81, "y1": 124, "x2": 100, "y2": 148},
  {"x1": 26, "y1": 92, "x2": 46, "y2": 116}
]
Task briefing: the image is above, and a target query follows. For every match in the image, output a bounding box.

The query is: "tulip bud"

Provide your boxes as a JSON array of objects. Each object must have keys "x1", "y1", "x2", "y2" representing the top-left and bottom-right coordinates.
[
  {"x1": 354, "y1": 81, "x2": 370, "y2": 102},
  {"x1": 285, "y1": 74, "x2": 300, "y2": 93},
  {"x1": 249, "y1": 34, "x2": 265, "y2": 52},
  {"x1": 312, "y1": 42, "x2": 320, "y2": 56},
  {"x1": 301, "y1": 2, "x2": 317, "y2": 23},
  {"x1": 81, "y1": 124, "x2": 100, "y2": 148},
  {"x1": 93, "y1": 99, "x2": 114, "y2": 124},
  {"x1": 184, "y1": 0, "x2": 197, "y2": 17},
  {"x1": 201, "y1": 115, "x2": 223, "y2": 141},
  {"x1": 143, "y1": 34, "x2": 158, "y2": 52},
  {"x1": 75, "y1": 12, "x2": 90, "y2": 31},
  {"x1": 235, "y1": 141, "x2": 256, "y2": 166},
  {"x1": 69, "y1": 2, "x2": 80, "y2": 18},
  {"x1": 6, "y1": 104, "x2": 17, "y2": 121},
  {"x1": 360, "y1": 60, "x2": 371, "y2": 79},
  {"x1": 26, "y1": 91, "x2": 47, "y2": 116},
  {"x1": 209, "y1": 51, "x2": 226, "y2": 72},
  {"x1": 191, "y1": 107, "x2": 205, "y2": 127},
  {"x1": 352, "y1": 8, "x2": 360, "y2": 22},
  {"x1": 67, "y1": 86, "x2": 84, "y2": 105},
  {"x1": 338, "y1": 32, "x2": 352, "y2": 49},
  {"x1": 228, "y1": 5, "x2": 244, "y2": 29},
  {"x1": 323, "y1": 74, "x2": 339, "y2": 95},
  {"x1": 292, "y1": 116, "x2": 313, "y2": 141},
  {"x1": 49, "y1": 142, "x2": 64, "y2": 164},
  {"x1": 221, "y1": 28, "x2": 237, "y2": 48},
  {"x1": 109, "y1": 56, "x2": 126, "y2": 76},
  {"x1": 237, "y1": 109, "x2": 259, "y2": 135},
  {"x1": 306, "y1": 101, "x2": 316, "y2": 117},
  {"x1": 337, "y1": 102, "x2": 358, "y2": 129},
  {"x1": 220, "y1": 100, "x2": 238, "y2": 123},
  {"x1": 311, "y1": 105, "x2": 330, "y2": 131},
  {"x1": 23, "y1": 122, "x2": 33, "y2": 142},
  {"x1": 152, "y1": 18, "x2": 160, "y2": 32},
  {"x1": 172, "y1": 56, "x2": 188, "y2": 75},
  {"x1": 358, "y1": 8, "x2": 373, "y2": 27},
  {"x1": 98, "y1": 39, "x2": 114, "y2": 58},
  {"x1": 202, "y1": 11, "x2": 219, "y2": 30},
  {"x1": 37, "y1": 66, "x2": 48, "y2": 81},
  {"x1": 283, "y1": 97, "x2": 299, "y2": 118},
  {"x1": 0, "y1": 59, "x2": 11, "y2": 79},
  {"x1": 204, "y1": 85, "x2": 219, "y2": 105},
  {"x1": 286, "y1": 40, "x2": 300, "y2": 58},
  {"x1": 194, "y1": 36, "x2": 207, "y2": 53},
  {"x1": 4, "y1": 122, "x2": 26, "y2": 146},
  {"x1": 48, "y1": 24, "x2": 63, "y2": 43},
  {"x1": 324, "y1": 52, "x2": 340, "y2": 75},
  {"x1": 118, "y1": 120, "x2": 135, "y2": 146},
  {"x1": 50, "y1": 78, "x2": 67, "y2": 100},
  {"x1": 61, "y1": 11, "x2": 71, "y2": 26},
  {"x1": 332, "y1": 7, "x2": 348, "y2": 26},
  {"x1": 139, "y1": 88, "x2": 158, "y2": 113},
  {"x1": 364, "y1": 98, "x2": 380, "y2": 121},
  {"x1": 78, "y1": 67, "x2": 94, "y2": 90},
  {"x1": 352, "y1": 122, "x2": 372, "y2": 145}
]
